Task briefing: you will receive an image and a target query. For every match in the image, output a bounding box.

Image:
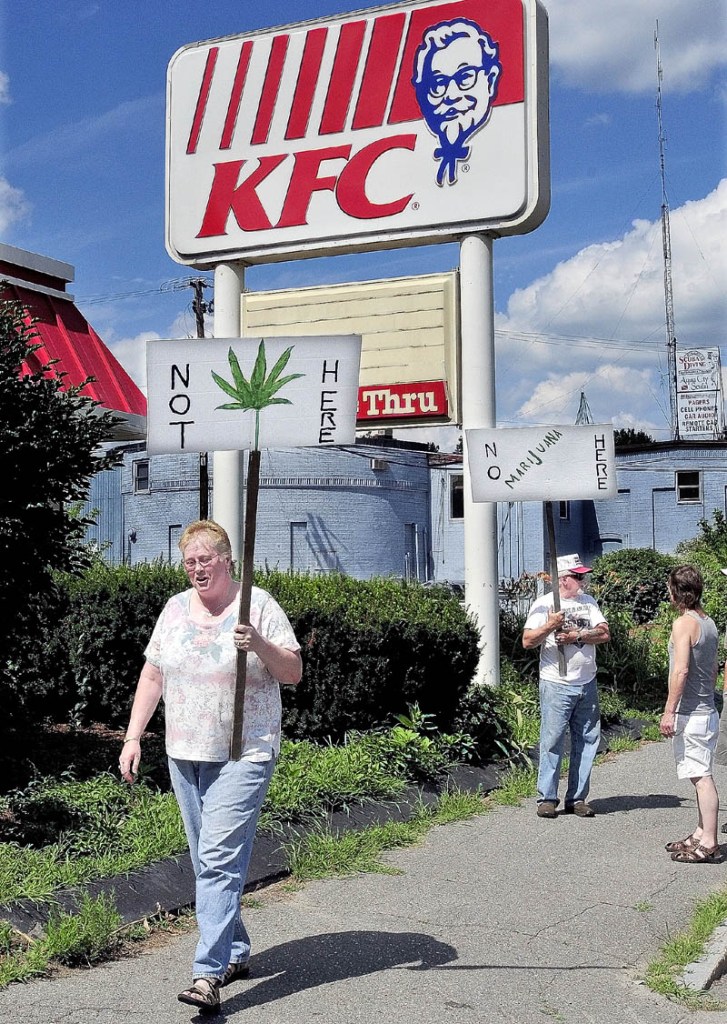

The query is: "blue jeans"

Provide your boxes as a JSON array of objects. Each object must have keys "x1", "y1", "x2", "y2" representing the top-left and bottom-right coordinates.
[
  {"x1": 168, "y1": 755, "x2": 275, "y2": 980},
  {"x1": 537, "y1": 676, "x2": 600, "y2": 807}
]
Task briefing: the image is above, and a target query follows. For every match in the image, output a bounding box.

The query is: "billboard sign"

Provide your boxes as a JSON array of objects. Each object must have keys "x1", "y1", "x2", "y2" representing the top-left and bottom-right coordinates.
[
  {"x1": 146, "y1": 335, "x2": 361, "y2": 454},
  {"x1": 676, "y1": 347, "x2": 724, "y2": 437},
  {"x1": 465, "y1": 424, "x2": 616, "y2": 502},
  {"x1": 166, "y1": 0, "x2": 549, "y2": 265},
  {"x1": 676, "y1": 347, "x2": 721, "y2": 393}
]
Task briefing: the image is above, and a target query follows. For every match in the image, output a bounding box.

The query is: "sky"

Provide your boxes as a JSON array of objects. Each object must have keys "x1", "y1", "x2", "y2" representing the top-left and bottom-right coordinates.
[{"x1": 1, "y1": 0, "x2": 726, "y2": 445}]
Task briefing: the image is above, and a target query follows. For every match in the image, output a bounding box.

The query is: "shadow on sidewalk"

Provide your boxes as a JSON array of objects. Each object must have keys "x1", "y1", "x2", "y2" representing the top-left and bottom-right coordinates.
[
  {"x1": 216, "y1": 930, "x2": 457, "y2": 1015},
  {"x1": 588, "y1": 793, "x2": 685, "y2": 814},
  {"x1": 212, "y1": 930, "x2": 627, "y2": 1017}
]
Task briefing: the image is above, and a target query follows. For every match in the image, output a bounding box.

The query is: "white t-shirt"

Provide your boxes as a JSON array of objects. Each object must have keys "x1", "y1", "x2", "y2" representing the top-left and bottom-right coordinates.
[
  {"x1": 144, "y1": 586, "x2": 300, "y2": 762},
  {"x1": 524, "y1": 592, "x2": 607, "y2": 685}
]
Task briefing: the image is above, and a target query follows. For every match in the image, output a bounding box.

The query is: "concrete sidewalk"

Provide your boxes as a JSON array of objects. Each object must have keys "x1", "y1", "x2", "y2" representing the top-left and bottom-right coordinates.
[{"x1": 2, "y1": 741, "x2": 727, "y2": 1023}]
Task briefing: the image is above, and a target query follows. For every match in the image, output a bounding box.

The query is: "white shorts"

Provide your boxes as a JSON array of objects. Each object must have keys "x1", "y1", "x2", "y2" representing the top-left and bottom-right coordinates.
[{"x1": 673, "y1": 710, "x2": 719, "y2": 779}]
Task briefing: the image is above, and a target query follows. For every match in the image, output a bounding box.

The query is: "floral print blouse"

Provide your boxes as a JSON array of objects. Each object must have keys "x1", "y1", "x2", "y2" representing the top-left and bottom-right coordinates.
[{"x1": 144, "y1": 586, "x2": 300, "y2": 762}]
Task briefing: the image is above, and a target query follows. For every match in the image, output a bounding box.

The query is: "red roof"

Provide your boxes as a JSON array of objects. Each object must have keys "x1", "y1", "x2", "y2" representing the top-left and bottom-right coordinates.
[{"x1": 6, "y1": 283, "x2": 147, "y2": 418}]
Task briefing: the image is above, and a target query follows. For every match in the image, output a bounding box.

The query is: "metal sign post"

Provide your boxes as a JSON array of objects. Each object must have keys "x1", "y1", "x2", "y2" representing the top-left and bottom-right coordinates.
[
  {"x1": 544, "y1": 500, "x2": 567, "y2": 677},
  {"x1": 461, "y1": 234, "x2": 499, "y2": 687},
  {"x1": 212, "y1": 263, "x2": 245, "y2": 565}
]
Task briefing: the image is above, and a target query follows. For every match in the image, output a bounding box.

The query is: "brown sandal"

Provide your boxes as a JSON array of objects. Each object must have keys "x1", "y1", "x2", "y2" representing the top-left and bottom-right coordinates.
[
  {"x1": 221, "y1": 960, "x2": 250, "y2": 987},
  {"x1": 671, "y1": 843, "x2": 723, "y2": 864},
  {"x1": 177, "y1": 977, "x2": 221, "y2": 1014},
  {"x1": 665, "y1": 834, "x2": 699, "y2": 853}
]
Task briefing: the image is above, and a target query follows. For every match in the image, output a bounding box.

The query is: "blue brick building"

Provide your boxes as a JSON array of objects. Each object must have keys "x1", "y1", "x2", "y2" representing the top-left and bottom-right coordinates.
[{"x1": 86, "y1": 438, "x2": 727, "y2": 583}]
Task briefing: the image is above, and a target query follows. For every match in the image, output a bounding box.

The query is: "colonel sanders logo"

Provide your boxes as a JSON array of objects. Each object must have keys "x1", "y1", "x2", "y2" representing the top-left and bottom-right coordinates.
[{"x1": 413, "y1": 18, "x2": 502, "y2": 186}]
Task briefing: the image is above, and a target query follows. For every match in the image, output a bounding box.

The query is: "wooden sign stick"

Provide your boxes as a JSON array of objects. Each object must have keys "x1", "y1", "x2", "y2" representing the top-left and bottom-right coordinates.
[
  {"x1": 231, "y1": 448, "x2": 261, "y2": 761},
  {"x1": 544, "y1": 500, "x2": 567, "y2": 678}
]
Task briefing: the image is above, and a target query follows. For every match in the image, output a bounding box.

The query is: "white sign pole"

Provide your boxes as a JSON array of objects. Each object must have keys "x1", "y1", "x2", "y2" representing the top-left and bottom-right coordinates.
[
  {"x1": 460, "y1": 234, "x2": 499, "y2": 687},
  {"x1": 212, "y1": 262, "x2": 245, "y2": 562}
]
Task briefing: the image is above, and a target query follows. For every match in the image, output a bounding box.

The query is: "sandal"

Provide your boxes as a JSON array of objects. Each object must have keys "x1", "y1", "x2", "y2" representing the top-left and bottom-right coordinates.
[
  {"x1": 671, "y1": 843, "x2": 723, "y2": 864},
  {"x1": 177, "y1": 977, "x2": 221, "y2": 1014},
  {"x1": 665, "y1": 834, "x2": 699, "y2": 853},
  {"x1": 221, "y1": 960, "x2": 250, "y2": 987}
]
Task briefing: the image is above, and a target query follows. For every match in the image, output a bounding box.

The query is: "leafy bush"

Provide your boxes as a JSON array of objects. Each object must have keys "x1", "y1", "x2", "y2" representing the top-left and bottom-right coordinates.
[
  {"x1": 263, "y1": 571, "x2": 480, "y2": 741},
  {"x1": 0, "y1": 297, "x2": 121, "y2": 727},
  {"x1": 594, "y1": 609, "x2": 669, "y2": 711},
  {"x1": 36, "y1": 560, "x2": 187, "y2": 727},
  {"x1": 25, "y1": 566, "x2": 480, "y2": 739},
  {"x1": 590, "y1": 549, "x2": 677, "y2": 624}
]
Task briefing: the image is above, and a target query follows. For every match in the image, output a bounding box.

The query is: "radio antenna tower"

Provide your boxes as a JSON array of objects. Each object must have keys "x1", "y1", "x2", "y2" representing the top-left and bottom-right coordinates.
[{"x1": 655, "y1": 22, "x2": 679, "y2": 439}]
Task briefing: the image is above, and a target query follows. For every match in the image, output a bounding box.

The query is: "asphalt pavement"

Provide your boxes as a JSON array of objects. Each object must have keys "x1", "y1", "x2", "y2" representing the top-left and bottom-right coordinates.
[{"x1": 2, "y1": 740, "x2": 727, "y2": 1024}]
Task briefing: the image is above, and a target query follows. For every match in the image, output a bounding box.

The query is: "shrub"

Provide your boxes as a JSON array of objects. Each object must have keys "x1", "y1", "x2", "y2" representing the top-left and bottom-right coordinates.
[
  {"x1": 263, "y1": 572, "x2": 480, "y2": 741},
  {"x1": 41, "y1": 560, "x2": 187, "y2": 727},
  {"x1": 589, "y1": 549, "x2": 677, "y2": 624},
  {"x1": 24, "y1": 566, "x2": 480, "y2": 740}
]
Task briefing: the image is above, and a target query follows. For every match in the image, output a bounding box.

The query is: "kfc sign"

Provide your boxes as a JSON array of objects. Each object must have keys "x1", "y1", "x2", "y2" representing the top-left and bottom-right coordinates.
[{"x1": 166, "y1": 0, "x2": 549, "y2": 266}]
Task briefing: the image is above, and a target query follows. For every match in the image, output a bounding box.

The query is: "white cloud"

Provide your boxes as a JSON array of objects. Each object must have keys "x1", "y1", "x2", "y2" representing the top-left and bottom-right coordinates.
[
  {"x1": 0, "y1": 71, "x2": 11, "y2": 105},
  {"x1": 495, "y1": 181, "x2": 727, "y2": 435},
  {"x1": 107, "y1": 310, "x2": 205, "y2": 395},
  {"x1": 5, "y1": 93, "x2": 162, "y2": 169},
  {"x1": 109, "y1": 331, "x2": 159, "y2": 394},
  {"x1": 544, "y1": 0, "x2": 727, "y2": 94},
  {"x1": 0, "y1": 176, "x2": 30, "y2": 233}
]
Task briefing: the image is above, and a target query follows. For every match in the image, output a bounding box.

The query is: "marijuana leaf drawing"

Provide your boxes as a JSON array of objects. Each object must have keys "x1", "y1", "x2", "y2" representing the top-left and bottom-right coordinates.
[{"x1": 211, "y1": 340, "x2": 305, "y2": 449}]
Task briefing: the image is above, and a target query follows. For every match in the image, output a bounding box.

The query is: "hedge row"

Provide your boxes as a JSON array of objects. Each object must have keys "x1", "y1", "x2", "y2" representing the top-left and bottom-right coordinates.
[{"x1": 15, "y1": 564, "x2": 480, "y2": 741}]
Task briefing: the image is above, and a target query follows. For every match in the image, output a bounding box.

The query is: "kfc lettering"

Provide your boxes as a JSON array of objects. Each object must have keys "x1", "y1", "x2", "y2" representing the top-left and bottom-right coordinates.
[{"x1": 198, "y1": 135, "x2": 416, "y2": 237}]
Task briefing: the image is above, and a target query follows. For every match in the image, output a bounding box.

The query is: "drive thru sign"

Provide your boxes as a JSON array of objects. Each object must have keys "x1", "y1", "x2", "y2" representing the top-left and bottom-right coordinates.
[{"x1": 166, "y1": 0, "x2": 549, "y2": 265}]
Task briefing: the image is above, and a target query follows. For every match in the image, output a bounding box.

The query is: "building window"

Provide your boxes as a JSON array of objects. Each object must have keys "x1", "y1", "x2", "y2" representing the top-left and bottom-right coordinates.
[
  {"x1": 133, "y1": 460, "x2": 150, "y2": 493},
  {"x1": 450, "y1": 474, "x2": 464, "y2": 520},
  {"x1": 676, "y1": 470, "x2": 701, "y2": 503},
  {"x1": 559, "y1": 501, "x2": 570, "y2": 521},
  {"x1": 169, "y1": 525, "x2": 182, "y2": 563}
]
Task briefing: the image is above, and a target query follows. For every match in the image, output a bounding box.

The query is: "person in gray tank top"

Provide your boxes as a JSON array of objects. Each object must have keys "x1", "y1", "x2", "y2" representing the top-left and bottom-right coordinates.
[{"x1": 660, "y1": 565, "x2": 722, "y2": 863}]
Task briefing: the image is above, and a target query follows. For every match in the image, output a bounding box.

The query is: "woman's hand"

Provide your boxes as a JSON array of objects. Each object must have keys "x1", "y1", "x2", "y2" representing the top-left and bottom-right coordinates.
[
  {"x1": 659, "y1": 710, "x2": 676, "y2": 737},
  {"x1": 233, "y1": 622, "x2": 260, "y2": 653},
  {"x1": 119, "y1": 738, "x2": 141, "y2": 783}
]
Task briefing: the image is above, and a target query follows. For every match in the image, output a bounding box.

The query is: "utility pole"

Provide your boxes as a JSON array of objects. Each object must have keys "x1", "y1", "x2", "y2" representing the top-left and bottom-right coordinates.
[
  {"x1": 190, "y1": 278, "x2": 213, "y2": 517},
  {"x1": 655, "y1": 23, "x2": 679, "y2": 440}
]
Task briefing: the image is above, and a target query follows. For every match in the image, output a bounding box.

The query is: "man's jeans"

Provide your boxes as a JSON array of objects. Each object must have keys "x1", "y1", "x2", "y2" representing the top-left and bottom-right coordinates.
[
  {"x1": 537, "y1": 676, "x2": 600, "y2": 806},
  {"x1": 168, "y1": 755, "x2": 275, "y2": 979}
]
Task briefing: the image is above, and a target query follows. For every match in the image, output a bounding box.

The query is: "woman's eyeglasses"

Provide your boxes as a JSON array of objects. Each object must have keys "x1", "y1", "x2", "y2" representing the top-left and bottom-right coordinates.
[{"x1": 183, "y1": 554, "x2": 220, "y2": 571}]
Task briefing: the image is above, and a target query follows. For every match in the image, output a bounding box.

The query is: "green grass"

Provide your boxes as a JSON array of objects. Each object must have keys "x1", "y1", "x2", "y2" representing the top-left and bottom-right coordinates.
[
  {"x1": 287, "y1": 789, "x2": 488, "y2": 881},
  {"x1": 490, "y1": 764, "x2": 537, "y2": 806},
  {"x1": 643, "y1": 886, "x2": 727, "y2": 1009},
  {"x1": 0, "y1": 781, "x2": 187, "y2": 904},
  {"x1": 0, "y1": 892, "x2": 123, "y2": 988},
  {"x1": 601, "y1": 734, "x2": 639, "y2": 755},
  {"x1": 0, "y1": 731, "x2": 435, "y2": 908}
]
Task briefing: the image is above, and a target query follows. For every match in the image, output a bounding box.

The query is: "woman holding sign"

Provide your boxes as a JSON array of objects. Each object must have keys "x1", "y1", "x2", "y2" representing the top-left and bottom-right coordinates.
[{"x1": 119, "y1": 520, "x2": 302, "y2": 1014}]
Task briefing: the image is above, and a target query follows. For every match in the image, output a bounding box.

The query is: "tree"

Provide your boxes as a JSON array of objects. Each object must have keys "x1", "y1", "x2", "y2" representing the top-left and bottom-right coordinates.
[
  {"x1": 613, "y1": 427, "x2": 655, "y2": 447},
  {"x1": 0, "y1": 297, "x2": 122, "y2": 695}
]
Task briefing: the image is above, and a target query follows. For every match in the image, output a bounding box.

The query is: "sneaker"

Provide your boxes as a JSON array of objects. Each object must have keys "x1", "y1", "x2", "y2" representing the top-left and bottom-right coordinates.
[
  {"x1": 536, "y1": 801, "x2": 557, "y2": 819},
  {"x1": 563, "y1": 801, "x2": 595, "y2": 817}
]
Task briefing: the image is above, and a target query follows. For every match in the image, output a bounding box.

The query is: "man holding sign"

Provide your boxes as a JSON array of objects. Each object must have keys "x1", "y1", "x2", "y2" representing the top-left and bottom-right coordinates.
[{"x1": 522, "y1": 555, "x2": 610, "y2": 820}]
